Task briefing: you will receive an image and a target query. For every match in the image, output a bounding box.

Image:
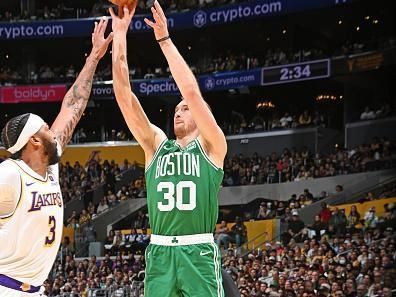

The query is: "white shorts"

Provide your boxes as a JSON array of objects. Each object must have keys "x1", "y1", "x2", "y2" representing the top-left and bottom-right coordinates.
[{"x1": 0, "y1": 285, "x2": 46, "y2": 297}]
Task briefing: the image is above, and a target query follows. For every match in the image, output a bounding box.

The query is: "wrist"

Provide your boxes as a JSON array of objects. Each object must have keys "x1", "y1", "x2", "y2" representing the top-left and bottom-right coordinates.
[
  {"x1": 158, "y1": 37, "x2": 172, "y2": 47},
  {"x1": 157, "y1": 35, "x2": 170, "y2": 43},
  {"x1": 88, "y1": 50, "x2": 101, "y2": 63}
]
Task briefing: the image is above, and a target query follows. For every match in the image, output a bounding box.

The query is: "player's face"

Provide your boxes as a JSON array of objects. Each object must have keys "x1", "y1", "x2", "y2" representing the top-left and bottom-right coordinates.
[
  {"x1": 174, "y1": 100, "x2": 197, "y2": 136},
  {"x1": 37, "y1": 124, "x2": 59, "y2": 165}
]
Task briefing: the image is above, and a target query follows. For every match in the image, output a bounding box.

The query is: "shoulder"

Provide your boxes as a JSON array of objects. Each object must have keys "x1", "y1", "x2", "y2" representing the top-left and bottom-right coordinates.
[
  {"x1": 196, "y1": 136, "x2": 226, "y2": 169},
  {"x1": 0, "y1": 160, "x2": 21, "y2": 183}
]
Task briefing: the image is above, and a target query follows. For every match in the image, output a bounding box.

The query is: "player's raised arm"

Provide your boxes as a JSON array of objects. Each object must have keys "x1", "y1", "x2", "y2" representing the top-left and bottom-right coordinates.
[
  {"x1": 110, "y1": 6, "x2": 166, "y2": 162},
  {"x1": 51, "y1": 17, "x2": 114, "y2": 152},
  {"x1": 144, "y1": 1, "x2": 226, "y2": 167}
]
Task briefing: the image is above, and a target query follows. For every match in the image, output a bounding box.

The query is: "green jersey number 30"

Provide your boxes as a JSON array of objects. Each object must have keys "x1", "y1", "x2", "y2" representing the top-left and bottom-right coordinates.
[{"x1": 157, "y1": 181, "x2": 196, "y2": 211}]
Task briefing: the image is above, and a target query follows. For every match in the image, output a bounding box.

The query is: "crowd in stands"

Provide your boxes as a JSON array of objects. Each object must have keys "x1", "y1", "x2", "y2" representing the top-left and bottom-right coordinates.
[
  {"x1": 3, "y1": 141, "x2": 396, "y2": 297},
  {"x1": 64, "y1": 170, "x2": 146, "y2": 228},
  {"x1": 1, "y1": 33, "x2": 395, "y2": 85},
  {"x1": 360, "y1": 104, "x2": 394, "y2": 121},
  {"x1": 222, "y1": 110, "x2": 328, "y2": 135},
  {"x1": 221, "y1": 203, "x2": 395, "y2": 297},
  {"x1": 42, "y1": 192, "x2": 396, "y2": 297},
  {"x1": 0, "y1": 51, "x2": 260, "y2": 85},
  {"x1": 222, "y1": 138, "x2": 396, "y2": 186},
  {"x1": 71, "y1": 128, "x2": 133, "y2": 144},
  {"x1": 0, "y1": 0, "x2": 246, "y2": 22},
  {"x1": 2, "y1": 135, "x2": 395, "y2": 236},
  {"x1": 59, "y1": 156, "x2": 136, "y2": 204}
]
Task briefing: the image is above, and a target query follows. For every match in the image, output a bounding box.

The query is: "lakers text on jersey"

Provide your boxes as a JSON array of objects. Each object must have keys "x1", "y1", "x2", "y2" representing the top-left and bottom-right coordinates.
[{"x1": 0, "y1": 159, "x2": 63, "y2": 287}]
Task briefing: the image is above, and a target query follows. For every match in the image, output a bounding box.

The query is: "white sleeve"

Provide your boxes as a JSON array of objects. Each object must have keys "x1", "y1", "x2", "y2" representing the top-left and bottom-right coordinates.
[{"x1": 0, "y1": 165, "x2": 22, "y2": 218}]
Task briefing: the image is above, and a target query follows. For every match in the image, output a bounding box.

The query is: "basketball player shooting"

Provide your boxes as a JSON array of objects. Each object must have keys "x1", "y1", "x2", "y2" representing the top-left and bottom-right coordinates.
[
  {"x1": 110, "y1": 2, "x2": 227, "y2": 296},
  {"x1": 0, "y1": 17, "x2": 113, "y2": 297}
]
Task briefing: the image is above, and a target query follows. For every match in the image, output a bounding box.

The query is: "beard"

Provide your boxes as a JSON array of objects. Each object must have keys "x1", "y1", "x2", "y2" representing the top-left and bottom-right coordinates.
[{"x1": 43, "y1": 137, "x2": 60, "y2": 165}]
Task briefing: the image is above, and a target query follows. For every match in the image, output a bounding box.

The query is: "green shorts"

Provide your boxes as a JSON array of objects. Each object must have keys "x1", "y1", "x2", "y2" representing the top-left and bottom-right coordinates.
[{"x1": 144, "y1": 237, "x2": 224, "y2": 297}]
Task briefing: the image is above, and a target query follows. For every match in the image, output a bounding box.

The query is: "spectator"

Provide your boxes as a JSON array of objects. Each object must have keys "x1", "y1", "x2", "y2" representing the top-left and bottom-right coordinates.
[
  {"x1": 328, "y1": 207, "x2": 347, "y2": 236},
  {"x1": 61, "y1": 236, "x2": 75, "y2": 256},
  {"x1": 96, "y1": 199, "x2": 109, "y2": 215},
  {"x1": 257, "y1": 202, "x2": 273, "y2": 219},
  {"x1": 298, "y1": 110, "x2": 312, "y2": 126},
  {"x1": 360, "y1": 106, "x2": 376, "y2": 120},
  {"x1": 347, "y1": 205, "x2": 361, "y2": 233},
  {"x1": 79, "y1": 209, "x2": 91, "y2": 226},
  {"x1": 309, "y1": 214, "x2": 326, "y2": 240},
  {"x1": 230, "y1": 216, "x2": 247, "y2": 248},
  {"x1": 279, "y1": 112, "x2": 293, "y2": 128},
  {"x1": 285, "y1": 210, "x2": 305, "y2": 243},
  {"x1": 215, "y1": 220, "x2": 232, "y2": 250},
  {"x1": 319, "y1": 202, "x2": 332, "y2": 225},
  {"x1": 363, "y1": 206, "x2": 378, "y2": 229},
  {"x1": 335, "y1": 184, "x2": 344, "y2": 193}
]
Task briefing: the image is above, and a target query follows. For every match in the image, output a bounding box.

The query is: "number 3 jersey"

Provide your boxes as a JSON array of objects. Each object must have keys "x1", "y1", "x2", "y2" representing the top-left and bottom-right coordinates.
[
  {"x1": 0, "y1": 159, "x2": 63, "y2": 286},
  {"x1": 145, "y1": 138, "x2": 224, "y2": 236}
]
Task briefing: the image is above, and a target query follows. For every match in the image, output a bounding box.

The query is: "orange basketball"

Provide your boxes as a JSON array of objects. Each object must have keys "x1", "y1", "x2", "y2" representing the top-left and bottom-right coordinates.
[{"x1": 108, "y1": 0, "x2": 138, "y2": 16}]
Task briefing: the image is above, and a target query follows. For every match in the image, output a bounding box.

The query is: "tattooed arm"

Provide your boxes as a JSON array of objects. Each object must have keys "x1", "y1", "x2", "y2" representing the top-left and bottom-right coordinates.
[{"x1": 51, "y1": 17, "x2": 113, "y2": 152}]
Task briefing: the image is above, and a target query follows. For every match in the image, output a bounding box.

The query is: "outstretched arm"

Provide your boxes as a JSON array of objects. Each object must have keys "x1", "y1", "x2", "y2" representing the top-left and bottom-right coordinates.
[
  {"x1": 51, "y1": 17, "x2": 113, "y2": 152},
  {"x1": 144, "y1": 1, "x2": 226, "y2": 167},
  {"x1": 110, "y1": 6, "x2": 166, "y2": 164}
]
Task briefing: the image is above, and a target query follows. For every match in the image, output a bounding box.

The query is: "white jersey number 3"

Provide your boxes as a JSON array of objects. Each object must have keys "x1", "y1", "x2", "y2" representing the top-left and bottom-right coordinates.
[{"x1": 157, "y1": 181, "x2": 196, "y2": 211}]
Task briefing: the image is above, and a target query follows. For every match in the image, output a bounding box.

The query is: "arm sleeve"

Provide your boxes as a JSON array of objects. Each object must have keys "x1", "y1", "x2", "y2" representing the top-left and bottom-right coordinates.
[{"x1": 0, "y1": 165, "x2": 22, "y2": 218}]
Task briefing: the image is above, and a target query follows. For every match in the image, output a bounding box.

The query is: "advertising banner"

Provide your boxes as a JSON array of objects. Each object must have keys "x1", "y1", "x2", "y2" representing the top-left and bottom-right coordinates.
[
  {"x1": 0, "y1": 0, "x2": 352, "y2": 40},
  {"x1": 0, "y1": 84, "x2": 67, "y2": 103}
]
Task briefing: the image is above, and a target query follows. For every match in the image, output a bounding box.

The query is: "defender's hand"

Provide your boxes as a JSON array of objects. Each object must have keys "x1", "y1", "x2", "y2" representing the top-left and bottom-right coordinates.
[
  {"x1": 91, "y1": 16, "x2": 114, "y2": 60},
  {"x1": 144, "y1": 1, "x2": 169, "y2": 41}
]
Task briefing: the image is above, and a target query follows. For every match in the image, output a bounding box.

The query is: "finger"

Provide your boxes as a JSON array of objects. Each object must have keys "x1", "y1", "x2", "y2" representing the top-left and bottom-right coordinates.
[
  {"x1": 151, "y1": 7, "x2": 163, "y2": 26},
  {"x1": 109, "y1": 7, "x2": 117, "y2": 19},
  {"x1": 97, "y1": 16, "x2": 105, "y2": 33},
  {"x1": 99, "y1": 17, "x2": 109, "y2": 34},
  {"x1": 105, "y1": 32, "x2": 114, "y2": 45},
  {"x1": 144, "y1": 18, "x2": 157, "y2": 29},
  {"x1": 128, "y1": 4, "x2": 136, "y2": 19},
  {"x1": 123, "y1": 6, "x2": 131, "y2": 20},
  {"x1": 93, "y1": 21, "x2": 98, "y2": 34},
  {"x1": 153, "y1": 0, "x2": 166, "y2": 23}
]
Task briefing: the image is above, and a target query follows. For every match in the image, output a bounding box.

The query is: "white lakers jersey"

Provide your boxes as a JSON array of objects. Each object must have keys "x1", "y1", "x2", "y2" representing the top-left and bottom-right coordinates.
[{"x1": 0, "y1": 159, "x2": 63, "y2": 286}]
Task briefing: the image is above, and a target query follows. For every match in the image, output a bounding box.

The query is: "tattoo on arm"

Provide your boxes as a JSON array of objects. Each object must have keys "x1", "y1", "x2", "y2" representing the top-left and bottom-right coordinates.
[{"x1": 57, "y1": 58, "x2": 98, "y2": 149}]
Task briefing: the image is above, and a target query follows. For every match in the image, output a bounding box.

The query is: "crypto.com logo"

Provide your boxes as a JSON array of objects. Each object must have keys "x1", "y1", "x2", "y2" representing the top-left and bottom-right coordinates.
[
  {"x1": 193, "y1": 11, "x2": 207, "y2": 28},
  {"x1": 204, "y1": 77, "x2": 215, "y2": 90}
]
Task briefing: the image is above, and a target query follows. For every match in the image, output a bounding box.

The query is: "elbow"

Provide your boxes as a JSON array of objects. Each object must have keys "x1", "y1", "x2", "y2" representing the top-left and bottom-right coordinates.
[{"x1": 182, "y1": 86, "x2": 201, "y2": 101}]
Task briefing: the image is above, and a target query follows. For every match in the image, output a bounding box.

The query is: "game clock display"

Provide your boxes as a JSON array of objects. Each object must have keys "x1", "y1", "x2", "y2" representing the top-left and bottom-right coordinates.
[{"x1": 261, "y1": 59, "x2": 330, "y2": 86}]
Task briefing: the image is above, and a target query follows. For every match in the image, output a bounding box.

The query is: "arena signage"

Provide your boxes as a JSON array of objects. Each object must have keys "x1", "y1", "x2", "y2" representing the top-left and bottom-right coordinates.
[
  {"x1": 92, "y1": 68, "x2": 262, "y2": 98},
  {"x1": 0, "y1": 0, "x2": 352, "y2": 40},
  {"x1": 0, "y1": 85, "x2": 67, "y2": 103},
  {"x1": 199, "y1": 68, "x2": 262, "y2": 91}
]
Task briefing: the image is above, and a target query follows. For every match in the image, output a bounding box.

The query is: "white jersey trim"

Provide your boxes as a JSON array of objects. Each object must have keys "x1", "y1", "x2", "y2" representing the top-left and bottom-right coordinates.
[{"x1": 145, "y1": 138, "x2": 167, "y2": 173}]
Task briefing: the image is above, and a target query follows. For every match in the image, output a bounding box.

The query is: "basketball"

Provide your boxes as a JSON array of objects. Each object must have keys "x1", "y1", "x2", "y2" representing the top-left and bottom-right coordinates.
[{"x1": 108, "y1": 0, "x2": 138, "y2": 16}]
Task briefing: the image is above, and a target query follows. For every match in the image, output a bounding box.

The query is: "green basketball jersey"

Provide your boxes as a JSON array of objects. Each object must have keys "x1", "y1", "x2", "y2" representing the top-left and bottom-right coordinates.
[{"x1": 145, "y1": 138, "x2": 224, "y2": 236}]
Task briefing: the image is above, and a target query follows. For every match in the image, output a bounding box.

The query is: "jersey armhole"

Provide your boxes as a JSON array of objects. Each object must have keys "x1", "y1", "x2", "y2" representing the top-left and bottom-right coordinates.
[
  {"x1": 145, "y1": 138, "x2": 168, "y2": 173},
  {"x1": 195, "y1": 138, "x2": 222, "y2": 171}
]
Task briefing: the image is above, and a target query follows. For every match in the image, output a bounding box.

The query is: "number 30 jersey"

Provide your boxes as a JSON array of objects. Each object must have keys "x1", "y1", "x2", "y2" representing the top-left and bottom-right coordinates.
[
  {"x1": 0, "y1": 159, "x2": 63, "y2": 286},
  {"x1": 145, "y1": 138, "x2": 224, "y2": 236}
]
